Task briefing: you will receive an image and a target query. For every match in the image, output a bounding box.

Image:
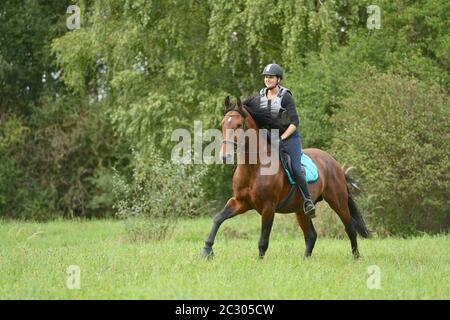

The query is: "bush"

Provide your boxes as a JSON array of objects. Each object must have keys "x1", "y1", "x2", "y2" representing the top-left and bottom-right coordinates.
[
  {"x1": 332, "y1": 72, "x2": 449, "y2": 235},
  {"x1": 0, "y1": 114, "x2": 54, "y2": 219},
  {"x1": 113, "y1": 145, "x2": 214, "y2": 241},
  {"x1": 0, "y1": 94, "x2": 127, "y2": 220}
]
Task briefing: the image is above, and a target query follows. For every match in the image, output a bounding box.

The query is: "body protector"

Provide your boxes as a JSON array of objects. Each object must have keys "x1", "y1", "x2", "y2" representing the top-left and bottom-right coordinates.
[{"x1": 259, "y1": 86, "x2": 292, "y2": 127}]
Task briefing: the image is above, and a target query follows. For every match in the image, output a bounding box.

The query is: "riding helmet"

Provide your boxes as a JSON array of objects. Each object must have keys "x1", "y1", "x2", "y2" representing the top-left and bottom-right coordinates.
[{"x1": 262, "y1": 63, "x2": 283, "y2": 79}]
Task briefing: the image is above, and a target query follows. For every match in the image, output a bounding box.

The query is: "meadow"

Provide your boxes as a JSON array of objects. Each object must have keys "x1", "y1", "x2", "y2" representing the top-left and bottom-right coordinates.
[{"x1": 1, "y1": 212, "x2": 448, "y2": 299}]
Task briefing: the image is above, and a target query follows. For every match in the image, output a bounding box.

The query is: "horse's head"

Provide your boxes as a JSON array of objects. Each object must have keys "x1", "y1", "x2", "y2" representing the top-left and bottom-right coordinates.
[{"x1": 220, "y1": 96, "x2": 252, "y2": 163}]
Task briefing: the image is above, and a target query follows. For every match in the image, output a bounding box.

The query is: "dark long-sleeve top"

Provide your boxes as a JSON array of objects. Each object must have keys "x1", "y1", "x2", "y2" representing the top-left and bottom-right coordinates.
[{"x1": 281, "y1": 92, "x2": 300, "y2": 128}]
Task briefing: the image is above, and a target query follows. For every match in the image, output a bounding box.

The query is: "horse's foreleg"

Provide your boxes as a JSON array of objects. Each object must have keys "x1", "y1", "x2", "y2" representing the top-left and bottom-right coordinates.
[
  {"x1": 201, "y1": 197, "x2": 247, "y2": 259},
  {"x1": 295, "y1": 211, "x2": 317, "y2": 258},
  {"x1": 258, "y1": 209, "x2": 275, "y2": 259}
]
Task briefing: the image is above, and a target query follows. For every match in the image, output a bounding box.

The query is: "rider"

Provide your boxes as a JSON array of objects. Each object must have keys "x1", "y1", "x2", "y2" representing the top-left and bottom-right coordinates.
[{"x1": 259, "y1": 63, "x2": 316, "y2": 218}]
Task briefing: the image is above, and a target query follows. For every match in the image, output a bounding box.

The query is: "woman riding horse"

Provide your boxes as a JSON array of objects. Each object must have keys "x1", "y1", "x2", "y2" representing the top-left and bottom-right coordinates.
[
  {"x1": 259, "y1": 63, "x2": 316, "y2": 218},
  {"x1": 200, "y1": 65, "x2": 370, "y2": 260}
]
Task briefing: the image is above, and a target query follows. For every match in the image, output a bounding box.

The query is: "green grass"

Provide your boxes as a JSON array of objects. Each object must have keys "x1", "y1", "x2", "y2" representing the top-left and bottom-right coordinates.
[{"x1": 0, "y1": 213, "x2": 449, "y2": 299}]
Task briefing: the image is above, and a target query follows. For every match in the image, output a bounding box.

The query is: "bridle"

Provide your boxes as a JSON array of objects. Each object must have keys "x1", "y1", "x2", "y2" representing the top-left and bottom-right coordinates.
[
  {"x1": 222, "y1": 139, "x2": 238, "y2": 147},
  {"x1": 221, "y1": 111, "x2": 248, "y2": 148}
]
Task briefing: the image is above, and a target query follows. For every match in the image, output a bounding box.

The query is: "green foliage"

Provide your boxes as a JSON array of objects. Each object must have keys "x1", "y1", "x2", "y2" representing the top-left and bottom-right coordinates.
[
  {"x1": 285, "y1": 0, "x2": 449, "y2": 150},
  {"x1": 0, "y1": 0, "x2": 127, "y2": 219},
  {"x1": 0, "y1": 0, "x2": 70, "y2": 112},
  {"x1": 113, "y1": 146, "x2": 213, "y2": 241},
  {"x1": 1, "y1": 0, "x2": 448, "y2": 236},
  {"x1": 285, "y1": 54, "x2": 349, "y2": 149},
  {"x1": 0, "y1": 115, "x2": 30, "y2": 216},
  {"x1": 0, "y1": 93, "x2": 126, "y2": 219},
  {"x1": 0, "y1": 114, "x2": 27, "y2": 151},
  {"x1": 332, "y1": 72, "x2": 450, "y2": 235}
]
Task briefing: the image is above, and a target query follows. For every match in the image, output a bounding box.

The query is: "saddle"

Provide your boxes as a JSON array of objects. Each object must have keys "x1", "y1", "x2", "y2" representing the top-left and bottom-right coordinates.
[{"x1": 280, "y1": 150, "x2": 319, "y2": 185}]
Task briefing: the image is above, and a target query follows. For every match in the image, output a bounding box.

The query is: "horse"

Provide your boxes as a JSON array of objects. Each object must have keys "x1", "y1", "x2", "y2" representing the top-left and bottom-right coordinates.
[{"x1": 201, "y1": 96, "x2": 369, "y2": 259}]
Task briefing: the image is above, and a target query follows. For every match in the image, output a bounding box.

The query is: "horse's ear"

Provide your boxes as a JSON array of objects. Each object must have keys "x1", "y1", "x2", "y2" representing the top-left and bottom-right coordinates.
[
  {"x1": 224, "y1": 96, "x2": 230, "y2": 108},
  {"x1": 236, "y1": 97, "x2": 243, "y2": 111},
  {"x1": 236, "y1": 97, "x2": 242, "y2": 108}
]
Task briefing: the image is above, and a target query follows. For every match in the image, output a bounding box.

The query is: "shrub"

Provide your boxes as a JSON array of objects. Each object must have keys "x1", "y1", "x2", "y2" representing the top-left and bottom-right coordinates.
[
  {"x1": 332, "y1": 72, "x2": 449, "y2": 235},
  {"x1": 113, "y1": 145, "x2": 213, "y2": 241}
]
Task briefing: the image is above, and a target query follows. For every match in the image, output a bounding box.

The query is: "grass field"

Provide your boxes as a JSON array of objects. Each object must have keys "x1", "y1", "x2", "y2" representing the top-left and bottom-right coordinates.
[{"x1": 0, "y1": 212, "x2": 449, "y2": 299}]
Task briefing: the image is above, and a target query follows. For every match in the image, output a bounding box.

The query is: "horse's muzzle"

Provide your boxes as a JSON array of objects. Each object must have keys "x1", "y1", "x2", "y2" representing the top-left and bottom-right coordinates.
[{"x1": 222, "y1": 154, "x2": 233, "y2": 164}]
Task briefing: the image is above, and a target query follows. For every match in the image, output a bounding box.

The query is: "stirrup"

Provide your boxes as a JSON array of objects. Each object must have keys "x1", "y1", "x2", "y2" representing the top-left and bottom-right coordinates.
[{"x1": 304, "y1": 200, "x2": 316, "y2": 218}]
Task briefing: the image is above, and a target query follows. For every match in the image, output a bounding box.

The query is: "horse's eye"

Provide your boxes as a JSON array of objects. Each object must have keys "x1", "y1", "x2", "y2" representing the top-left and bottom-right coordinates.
[{"x1": 237, "y1": 124, "x2": 242, "y2": 129}]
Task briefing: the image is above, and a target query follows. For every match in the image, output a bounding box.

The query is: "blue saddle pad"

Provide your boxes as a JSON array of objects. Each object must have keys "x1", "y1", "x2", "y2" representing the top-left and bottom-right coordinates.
[
  {"x1": 281, "y1": 152, "x2": 319, "y2": 184},
  {"x1": 301, "y1": 153, "x2": 319, "y2": 183}
]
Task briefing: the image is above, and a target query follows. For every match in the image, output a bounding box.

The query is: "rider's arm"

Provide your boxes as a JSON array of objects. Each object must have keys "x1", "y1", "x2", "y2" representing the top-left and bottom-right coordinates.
[
  {"x1": 281, "y1": 124, "x2": 297, "y2": 140},
  {"x1": 280, "y1": 93, "x2": 299, "y2": 140}
]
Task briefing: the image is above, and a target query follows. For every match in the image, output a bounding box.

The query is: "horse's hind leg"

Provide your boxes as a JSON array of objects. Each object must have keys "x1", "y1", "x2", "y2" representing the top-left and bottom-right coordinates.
[
  {"x1": 201, "y1": 197, "x2": 248, "y2": 259},
  {"x1": 324, "y1": 191, "x2": 360, "y2": 258},
  {"x1": 345, "y1": 218, "x2": 360, "y2": 259},
  {"x1": 339, "y1": 207, "x2": 360, "y2": 259},
  {"x1": 295, "y1": 211, "x2": 317, "y2": 258}
]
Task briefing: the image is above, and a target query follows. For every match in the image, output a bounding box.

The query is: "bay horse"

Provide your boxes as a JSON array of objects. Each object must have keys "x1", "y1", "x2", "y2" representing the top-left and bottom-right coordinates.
[{"x1": 201, "y1": 96, "x2": 369, "y2": 259}]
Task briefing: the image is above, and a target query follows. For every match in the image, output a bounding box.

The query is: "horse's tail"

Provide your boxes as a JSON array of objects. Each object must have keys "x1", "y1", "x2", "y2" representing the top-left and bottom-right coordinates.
[
  {"x1": 345, "y1": 174, "x2": 370, "y2": 238},
  {"x1": 348, "y1": 194, "x2": 370, "y2": 238}
]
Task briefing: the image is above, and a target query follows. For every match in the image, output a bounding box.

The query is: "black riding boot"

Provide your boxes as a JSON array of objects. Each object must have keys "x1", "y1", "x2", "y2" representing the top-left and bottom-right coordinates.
[{"x1": 293, "y1": 168, "x2": 316, "y2": 218}]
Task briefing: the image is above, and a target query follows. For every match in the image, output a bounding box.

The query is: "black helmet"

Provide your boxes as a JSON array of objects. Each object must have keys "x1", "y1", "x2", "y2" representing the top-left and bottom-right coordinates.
[{"x1": 262, "y1": 63, "x2": 283, "y2": 79}]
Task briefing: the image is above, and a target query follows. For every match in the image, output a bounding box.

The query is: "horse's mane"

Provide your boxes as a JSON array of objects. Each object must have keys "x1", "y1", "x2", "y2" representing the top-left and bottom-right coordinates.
[
  {"x1": 242, "y1": 94, "x2": 284, "y2": 131},
  {"x1": 225, "y1": 93, "x2": 283, "y2": 131},
  {"x1": 225, "y1": 94, "x2": 284, "y2": 132}
]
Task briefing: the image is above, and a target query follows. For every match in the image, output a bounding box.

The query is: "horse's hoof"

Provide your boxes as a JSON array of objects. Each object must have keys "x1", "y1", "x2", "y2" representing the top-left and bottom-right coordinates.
[{"x1": 201, "y1": 247, "x2": 214, "y2": 259}]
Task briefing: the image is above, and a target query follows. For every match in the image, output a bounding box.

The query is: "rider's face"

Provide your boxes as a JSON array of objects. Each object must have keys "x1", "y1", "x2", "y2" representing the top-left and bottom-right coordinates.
[{"x1": 264, "y1": 75, "x2": 279, "y2": 89}]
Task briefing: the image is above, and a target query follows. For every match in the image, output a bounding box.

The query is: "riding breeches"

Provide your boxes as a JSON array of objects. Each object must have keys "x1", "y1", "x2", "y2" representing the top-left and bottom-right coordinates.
[{"x1": 280, "y1": 130, "x2": 303, "y2": 176}]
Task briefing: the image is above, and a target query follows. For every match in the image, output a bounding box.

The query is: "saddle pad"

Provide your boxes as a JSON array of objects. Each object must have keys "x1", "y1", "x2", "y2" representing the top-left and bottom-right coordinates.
[
  {"x1": 281, "y1": 152, "x2": 319, "y2": 184},
  {"x1": 301, "y1": 153, "x2": 319, "y2": 183}
]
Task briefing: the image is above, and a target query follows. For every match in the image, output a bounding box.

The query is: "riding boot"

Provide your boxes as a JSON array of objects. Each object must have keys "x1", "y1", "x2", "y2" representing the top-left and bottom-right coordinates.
[{"x1": 293, "y1": 168, "x2": 316, "y2": 218}]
